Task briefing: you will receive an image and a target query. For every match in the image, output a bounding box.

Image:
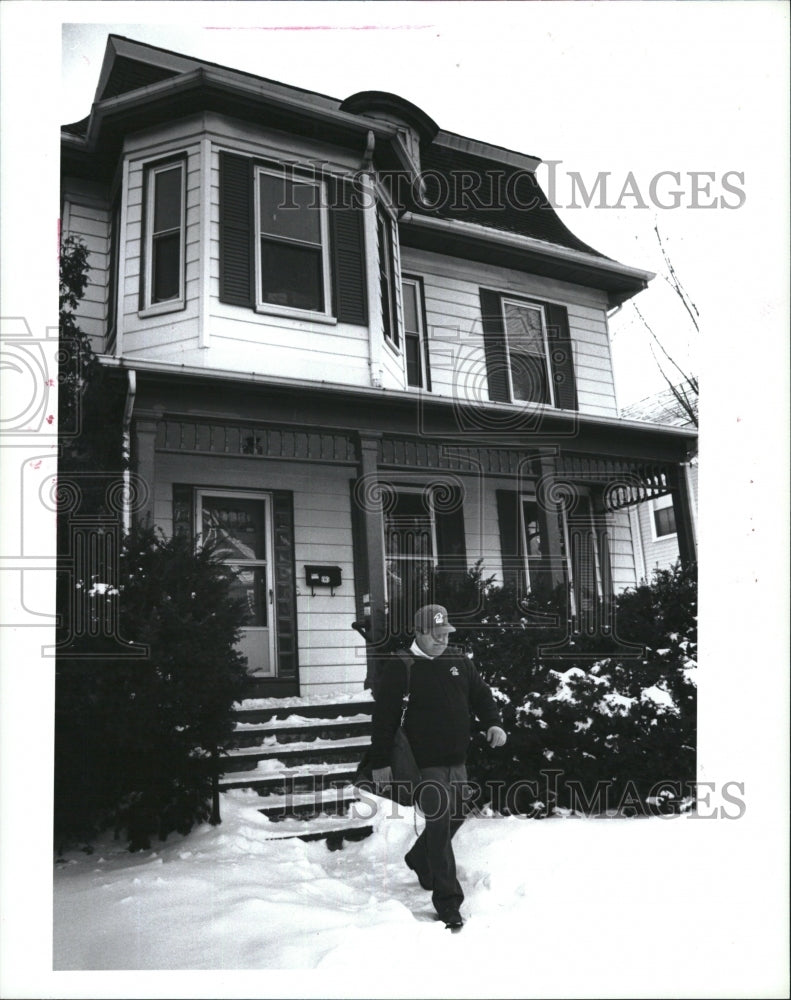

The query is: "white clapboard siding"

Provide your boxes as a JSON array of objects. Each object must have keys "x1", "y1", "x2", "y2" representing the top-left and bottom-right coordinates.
[
  {"x1": 63, "y1": 195, "x2": 110, "y2": 355},
  {"x1": 400, "y1": 246, "x2": 618, "y2": 416},
  {"x1": 608, "y1": 510, "x2": 637, "y2": 593},
  {"x1": 152, "y1": 453, "x2": 365, "y2": 692}
]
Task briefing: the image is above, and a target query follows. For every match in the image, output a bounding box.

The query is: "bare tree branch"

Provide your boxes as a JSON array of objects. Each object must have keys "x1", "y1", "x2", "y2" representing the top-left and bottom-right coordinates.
[{"x1": 655, "y1": 224, "x2": 700, "y2": 334}]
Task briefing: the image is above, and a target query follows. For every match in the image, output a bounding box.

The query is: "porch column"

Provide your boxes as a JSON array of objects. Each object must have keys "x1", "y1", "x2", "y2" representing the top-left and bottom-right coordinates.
[
  {"x1": 356, "y1": 434, "x2": 387, "y2": 688},
  {"x1": 667, "y1": 462, "x2": 697, "y2": 565},
  {"x1": 131, "y1": 414, "x2": 157, "y2": 526},
  {"x1": 535, "y1": 448, "x2": 568, "y2": 594}
]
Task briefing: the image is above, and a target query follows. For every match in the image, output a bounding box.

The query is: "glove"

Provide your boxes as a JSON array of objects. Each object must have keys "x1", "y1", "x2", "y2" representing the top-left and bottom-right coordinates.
[
  {"x1": 487, "y1": 726, "x2": 507, "y2": 748},
  {"x1": 372, "y1": 766, "x2": 393, "y2": 785}
]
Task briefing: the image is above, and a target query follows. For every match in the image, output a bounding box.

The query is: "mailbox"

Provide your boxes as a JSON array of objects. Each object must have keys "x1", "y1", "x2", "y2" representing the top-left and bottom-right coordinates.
[{"x1": 304, "y1": 565, "x2": 342, "y2": 595}]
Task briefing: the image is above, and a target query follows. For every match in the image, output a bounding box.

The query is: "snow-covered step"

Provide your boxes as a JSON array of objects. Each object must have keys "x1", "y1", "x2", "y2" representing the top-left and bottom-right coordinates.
[
  {"x1": 259, "y1": 808, "x2": 374, "y2": 846},
  {"x1": 223, "y1": 734, "x2": 370, "y2": 773},
  {"x1": 232, "y1": 713, "x2": 371, "y2": 747},
  {"x1": 255, "y1": 783, "x2": 361, "y2": 819},
  {"x1": 233, "y1": 695, "x2": 373, "y2": 726},
  {"x1": 218, "y1": 694, "x2": 374, "y2": 843},
  {"x1": 219, "y1": 761, "x2": 359, "y2": 795}
]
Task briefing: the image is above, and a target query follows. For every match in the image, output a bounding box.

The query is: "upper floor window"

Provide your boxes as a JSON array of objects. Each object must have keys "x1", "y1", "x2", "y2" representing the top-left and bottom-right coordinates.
[
  {"x1": 219, "y1": 151, "x2": 368, "y2": 326},
  {"x1": 479, "y1": 288, "x2": 578, "y2": 410},
  {"x1": 378, "y1": 207, "x2": 399, "y2": 349},
  {"x1": 143, "y1": 158, "x2": 185, "y2": 311},
  {"x1": 255, "y1": 167, "x2": 330, "y2": 316},
  {"x1": 503, "y1": 299, "x2": 553, "y2": 406},
  {"x1": 402, "y1": 275, "x2": 430, "y2": 389}
]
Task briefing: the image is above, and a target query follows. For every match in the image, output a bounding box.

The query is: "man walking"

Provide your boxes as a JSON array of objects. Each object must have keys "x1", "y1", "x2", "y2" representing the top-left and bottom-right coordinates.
[{"x1": 369, "y1": 604, "x2": 506, "y2": 929}]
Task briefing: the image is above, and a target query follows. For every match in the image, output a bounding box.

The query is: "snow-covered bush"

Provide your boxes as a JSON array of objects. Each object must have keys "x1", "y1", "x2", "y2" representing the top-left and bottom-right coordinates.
[
  {"x1": 55, "y1": 526, "x2": 249, "y2": 851},
  {"x1": 449, "y1": 561, "x2": 697, "y2": 815}
]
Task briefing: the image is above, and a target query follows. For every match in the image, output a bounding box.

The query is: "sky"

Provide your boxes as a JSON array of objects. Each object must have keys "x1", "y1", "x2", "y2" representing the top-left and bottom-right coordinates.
[{"x1": 1, "y1": 2, "x2": 789, "y2": 998}]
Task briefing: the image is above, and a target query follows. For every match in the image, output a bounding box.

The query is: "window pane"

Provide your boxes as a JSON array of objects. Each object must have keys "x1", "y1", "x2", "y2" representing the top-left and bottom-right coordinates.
[
  {"x1": 406, "y1": 334, "x2": 422, "y2": 387},
  {"x1": 654, "y1": 505, "x2": 676, "y2": 537},
  {"x1": 152, "y1": 232, "x2": 180, "y2": 302},
  {"x1": 521, "y1": 500, "x2": 543, "y2": 559},
  {"x1": 402, "y1": 281, "x2": 419, "y2": 333},
  {"x1": 201, "y1": 498, "x2": 268, "y2": 560},
  {"x1": 259, "y1": 173, "x2": 321, "y2": 245},
  {"x1": 260, "y1": 240, "x2": 323, "y2": 311},
  {"x1": 384, "y1": 491, "x2": 434, "y2": 559},
  {"x1": 504, "y1": 302, "x2": 544, "y2": 354},
  {"x1": 510, "y1": 351, "x2": 550, "y2": 404},
  {"x1": 153, "y1": 167, "x2": 182, "y2": 233}
]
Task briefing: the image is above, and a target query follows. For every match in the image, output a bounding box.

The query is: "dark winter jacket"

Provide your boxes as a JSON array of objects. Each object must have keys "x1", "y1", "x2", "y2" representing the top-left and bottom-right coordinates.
[{"x1": 369, "y1": 646, "x2": 501, "y2": 769}]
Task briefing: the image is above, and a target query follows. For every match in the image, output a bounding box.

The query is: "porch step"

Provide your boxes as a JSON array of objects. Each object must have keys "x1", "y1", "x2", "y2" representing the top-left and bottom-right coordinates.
[
  {"x1": 221, "y1": 734, "x2": 371, "y2": 773},
  {"x1": 232, "y1": 715, "x2": 371, "y2": 747},
  {"x1": 220, "y1": 694, "x2": 376, "y2": 846}
]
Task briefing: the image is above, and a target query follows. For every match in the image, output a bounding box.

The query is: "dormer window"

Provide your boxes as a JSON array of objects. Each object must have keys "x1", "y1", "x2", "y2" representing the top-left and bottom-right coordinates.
[
  {"x1": 142, "y1": 157, "x2": 185, "y2": 312},
  {"x1": 254, "y1": 167, "x2": 330, "y2": 316}
]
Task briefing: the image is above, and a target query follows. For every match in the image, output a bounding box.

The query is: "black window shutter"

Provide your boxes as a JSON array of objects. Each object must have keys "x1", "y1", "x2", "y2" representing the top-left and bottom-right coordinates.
[
  {"x1": 495, "y1": 489, "x2": 524, "y2": 593},
  {"x1": 545, "y1": 303, "x2": 578, "y2": 410},
  {"x1": 434, "y1": 485, "x2": 467, "y2": 601},
  {"x1": 329, "y1": 177, "x2": 368, "y2": 325},
  {"x1": 219, "y1": 152, "x2": 253, "y2": 307},
  {"x1": 172, "y1": 484, "x2": 194, "y2": 541},
  {"x1": 479, "y1": 288, "x2": 510, "y2": 403},
  {"x1": 271, "y1": 491, "x2": 299, "y2": 682}
]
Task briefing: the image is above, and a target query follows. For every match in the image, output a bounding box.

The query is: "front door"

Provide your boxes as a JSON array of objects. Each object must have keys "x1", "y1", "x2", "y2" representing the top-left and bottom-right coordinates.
[{"x1": 197, "y1": 491, "x2": 276, "y2": 677}]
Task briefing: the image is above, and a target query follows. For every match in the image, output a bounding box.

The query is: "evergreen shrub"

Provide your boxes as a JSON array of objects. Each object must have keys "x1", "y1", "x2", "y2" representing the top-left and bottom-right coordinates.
[
  {"x1": 55, "y1": 527, "x2": 249, "y2": 851},
  {"x1": 444, "y1": 561, "x2": 697, "y2": 816}
]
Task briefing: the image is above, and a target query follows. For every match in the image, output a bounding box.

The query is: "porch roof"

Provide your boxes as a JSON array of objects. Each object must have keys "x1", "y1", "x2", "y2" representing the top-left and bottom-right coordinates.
[{"x1": 101, "y1": 356, "x2": 697, "y2": 468}]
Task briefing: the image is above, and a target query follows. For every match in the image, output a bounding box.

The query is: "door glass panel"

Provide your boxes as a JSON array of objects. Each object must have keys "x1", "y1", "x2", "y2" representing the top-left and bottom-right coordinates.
[
  {"x1": 228, "y1": 566, "x2": 268, "y2": 627},
  {"x1": 201, "y1": 497, "x2": 268, "y2": 560}
]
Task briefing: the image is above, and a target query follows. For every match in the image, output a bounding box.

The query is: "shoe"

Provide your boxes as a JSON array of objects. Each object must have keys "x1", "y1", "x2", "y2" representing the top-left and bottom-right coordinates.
[
  {"x1": 404, "y1": 853, "x2": 432, "y2": 891},
  {"x1": 441, "y1": 910, "x2": 464, "y2": 931}
]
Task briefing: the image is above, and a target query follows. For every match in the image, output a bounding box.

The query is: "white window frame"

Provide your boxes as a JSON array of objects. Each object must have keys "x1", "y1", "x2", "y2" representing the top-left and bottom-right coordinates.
[
  {"x1": 501, "y1": 297, "x2": 555, "y2": 407},
  {"x1": 401, "y1": 275, "x2": 428, "y2": 389},
  {"x1": 650, "y1": 493, "x2": 677, "y2": 541},
  {"x1": 141, "y1": 158, "x2": 186, "y2": 316},
  {"x1": 253, "y1": 165, "x2": 331, "y2": 322},
  {"x1": 382, "y1": 485, "x2": 438, "y2": 604}
]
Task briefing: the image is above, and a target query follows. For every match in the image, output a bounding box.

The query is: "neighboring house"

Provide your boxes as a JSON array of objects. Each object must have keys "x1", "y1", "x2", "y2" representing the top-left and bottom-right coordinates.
[
  {"x1": 60, "y1": 35, "x2": 697, "y2": 698},
  {"x1": 622, "y1": 385, "x2": 698, "y2": 579}
]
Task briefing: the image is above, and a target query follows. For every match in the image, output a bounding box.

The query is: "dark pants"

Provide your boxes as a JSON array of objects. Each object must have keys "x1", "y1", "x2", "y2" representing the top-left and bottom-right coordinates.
[{"x1": 405, "y1": 764, "x2": 468, "y2": 918}]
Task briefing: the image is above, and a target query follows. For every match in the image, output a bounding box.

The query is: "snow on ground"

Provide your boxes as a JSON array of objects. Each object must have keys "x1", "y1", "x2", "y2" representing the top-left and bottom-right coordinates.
[{"x1": 52, "y1": 788, "x2": 749, "y2": 985}]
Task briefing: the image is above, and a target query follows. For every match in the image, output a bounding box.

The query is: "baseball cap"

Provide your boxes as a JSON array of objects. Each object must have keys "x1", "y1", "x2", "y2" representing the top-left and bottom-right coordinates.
[{"x1": 414, "y1": 604, "x2": 456, "y2": 635}]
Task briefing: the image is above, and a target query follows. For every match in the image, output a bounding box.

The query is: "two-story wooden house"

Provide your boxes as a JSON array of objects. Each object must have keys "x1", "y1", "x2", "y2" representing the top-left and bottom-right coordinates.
[{"x1": 61, "y1": 35, "x2": 698, "y2": 699}]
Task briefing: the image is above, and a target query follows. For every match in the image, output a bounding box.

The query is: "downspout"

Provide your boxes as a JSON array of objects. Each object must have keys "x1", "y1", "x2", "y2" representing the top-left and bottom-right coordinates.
[{"x1": 121, "y1": 369, "x2": 136, "y2": 536}]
